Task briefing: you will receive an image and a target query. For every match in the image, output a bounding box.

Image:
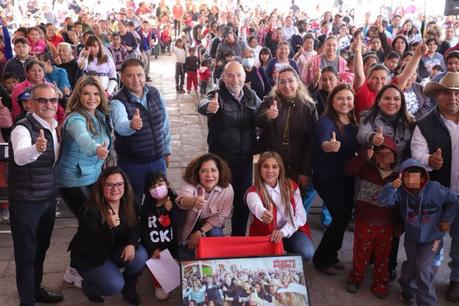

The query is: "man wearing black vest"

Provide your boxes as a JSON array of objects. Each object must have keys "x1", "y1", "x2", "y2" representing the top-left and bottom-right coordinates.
[
  {"x1": 111, "y1": 58, "x2": 171, "y2": 203},
  {"x1": 198, "y1": 61, "x2": 261, "y2": 236},
  {"x1": 412, "y1": 72, "x2": 459, "y2": 301},
  {"x1": 8, "y1": 83, "x2": 63, "y2": 305}
]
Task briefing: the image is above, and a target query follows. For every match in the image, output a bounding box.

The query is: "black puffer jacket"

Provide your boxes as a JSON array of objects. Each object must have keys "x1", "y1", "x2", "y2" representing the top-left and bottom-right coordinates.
[{"x1": 198, "y1": 81, "x2": 261, "y2": 162}]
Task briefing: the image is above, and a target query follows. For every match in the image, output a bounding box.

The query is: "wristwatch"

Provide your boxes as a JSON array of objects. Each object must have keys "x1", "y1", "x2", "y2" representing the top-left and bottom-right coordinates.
[{"x1": 198, "y1": 229, "x2": 206, "y2": 236}]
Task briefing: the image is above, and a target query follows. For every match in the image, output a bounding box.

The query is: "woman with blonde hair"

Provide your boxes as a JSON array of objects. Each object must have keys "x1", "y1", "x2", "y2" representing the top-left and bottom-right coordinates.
[
  {"x1": 256, "y1": 66, "x2": 317, "y2": 191},
  {"x1": 246, "y1": 151, "x2": 314, "y2": 262},
  {"x1": 57, "y1": 75, "x2": 112, "y2": 287}
]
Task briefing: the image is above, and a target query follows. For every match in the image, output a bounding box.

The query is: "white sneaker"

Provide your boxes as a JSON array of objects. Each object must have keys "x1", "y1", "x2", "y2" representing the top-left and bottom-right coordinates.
[
  {"x1": 155, "y1": 287, "x2": 169, "y2": 300},
  {"x1": 63, "y1": 267, "x2": 83, "y2": 288},
  {"x1": 0, "y1": 207, "x2": 9, "y2": 223}
]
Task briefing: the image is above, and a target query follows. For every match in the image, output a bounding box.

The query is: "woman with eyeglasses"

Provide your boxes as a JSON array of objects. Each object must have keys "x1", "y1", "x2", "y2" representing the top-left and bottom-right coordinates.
[
  {"x1": 68, "y1": 167, "x2": 147, "y2": 305},
  {"x1": 176, "y1": 153, "x2": 234, "y2": 259},
  {"x1": 256, "y1": 66, "x2": 318, "y2": 193},
  {"x1": 11, "y1": 60, "x2": 65, "y2": 124}
]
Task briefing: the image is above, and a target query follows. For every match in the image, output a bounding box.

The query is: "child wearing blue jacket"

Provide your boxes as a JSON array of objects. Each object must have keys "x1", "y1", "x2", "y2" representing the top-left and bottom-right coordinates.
[{"x1": 378, "y1": 158, "x2": 459, "y2": 306}]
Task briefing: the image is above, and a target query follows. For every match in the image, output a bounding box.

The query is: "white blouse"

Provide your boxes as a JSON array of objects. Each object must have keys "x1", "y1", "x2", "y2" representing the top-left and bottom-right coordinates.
[{"x1": 246, "y1": 181, "x2": 307, "y2": 238}]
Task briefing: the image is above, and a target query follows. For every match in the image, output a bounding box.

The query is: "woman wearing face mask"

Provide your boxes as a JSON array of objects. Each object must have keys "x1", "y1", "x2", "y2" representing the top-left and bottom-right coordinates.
[
  {"x1": 140, "y1": 171, "x2": 180, "y2": 301},
  {"x1": 242, "y1": 48, "x2": 270, "y2": 99},
  {"x1": 176, "y1": 153, "x2": 234, "y2": 259}
]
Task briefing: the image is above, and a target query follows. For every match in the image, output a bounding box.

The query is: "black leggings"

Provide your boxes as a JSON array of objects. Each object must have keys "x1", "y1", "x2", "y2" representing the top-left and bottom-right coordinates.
[{"x1": 59, "y1": 185, "x2": 94, "y2": 219}]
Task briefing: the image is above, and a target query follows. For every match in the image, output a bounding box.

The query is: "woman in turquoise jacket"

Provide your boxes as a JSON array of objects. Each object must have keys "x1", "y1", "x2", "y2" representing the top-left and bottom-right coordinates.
[{"x1": 56, "y1": 76, "x2": 111, "y2": 288}]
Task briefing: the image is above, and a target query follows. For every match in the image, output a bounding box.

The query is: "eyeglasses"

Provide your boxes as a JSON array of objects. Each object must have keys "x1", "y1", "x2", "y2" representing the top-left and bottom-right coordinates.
[
  {"x1": 34, "y1": 97, "x2": 59, "y2": 104},
  {"x1": 104, "y1": 182, "x2": 125, "y2": 190}
]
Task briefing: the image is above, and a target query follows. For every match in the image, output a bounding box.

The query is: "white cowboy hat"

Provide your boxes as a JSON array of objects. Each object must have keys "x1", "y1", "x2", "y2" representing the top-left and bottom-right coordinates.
[{"x1": 424, "y1": 72, "x2": 459, "y2": 97}]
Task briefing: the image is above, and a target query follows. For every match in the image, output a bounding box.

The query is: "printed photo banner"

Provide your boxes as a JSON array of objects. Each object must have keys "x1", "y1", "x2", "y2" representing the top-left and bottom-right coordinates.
[{"x1": 181, "y1": 255, "x2": 309, "y2": 306}]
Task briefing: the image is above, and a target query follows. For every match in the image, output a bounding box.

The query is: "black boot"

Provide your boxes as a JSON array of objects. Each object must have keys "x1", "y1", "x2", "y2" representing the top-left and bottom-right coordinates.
[{"x1": 121, "y1": 272, "x2": 140, "y2": 305}]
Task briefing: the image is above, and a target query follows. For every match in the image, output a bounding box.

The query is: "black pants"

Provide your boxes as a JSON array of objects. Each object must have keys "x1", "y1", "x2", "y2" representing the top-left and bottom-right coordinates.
[
  {"x1": 312, "y1": 175, "x2": 355, "y2": 268},
  {"x1": 389, "y1": 236, "x2": 400, "y2": 270},
  {"x1": 199, "y1": 80, "x2": 208, "y2": 96},
  {"x1": 9, "y1": 198, "x2": 56, "y2": 306},
  {"x1": 59, "y1": 185, "x2": 94, "y2": 219},
  {"x1": 228, "y1": 158, "x2": 253, "y2": 236},
  {"x1": 174, "y1": 19, "x2": 181, "y2": 37},
  {"x1": 175, "y1": 63, "x2": 185, "y2": 90}
]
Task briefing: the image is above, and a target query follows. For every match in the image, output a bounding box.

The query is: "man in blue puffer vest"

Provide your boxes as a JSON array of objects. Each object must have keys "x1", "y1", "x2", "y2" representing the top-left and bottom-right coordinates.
[{"x1": 111, "y1": 58, "x2": 171, "y2": 204}]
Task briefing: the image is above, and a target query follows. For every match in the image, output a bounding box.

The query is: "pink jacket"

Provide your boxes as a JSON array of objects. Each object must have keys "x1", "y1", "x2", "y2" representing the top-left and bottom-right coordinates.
[
  {"x1": 302, "y1": 54, "x2": 349, "y2": 86},
  {"x1": 0, "y1": 106, "x2": 12, "y2": 142},
  {"x1": 177, "y1": 182, "x2": 234, "y2": 243}
]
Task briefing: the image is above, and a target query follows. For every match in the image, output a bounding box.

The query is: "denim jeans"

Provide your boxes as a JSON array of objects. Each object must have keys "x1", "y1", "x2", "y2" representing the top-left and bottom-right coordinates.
[
  {"x1": 118, "y1": 158, "x2": 166, "y2": 205},
  {"x1": 77, "y1": 246, "x2": 148, "y2": 297},
  {"x1": 9, "y1": 198, "x2": 57, "y2": 306},
  {"x1": 283, "y1": 231, "x2": 315, "y2": 262},
  {"x1": 178, "y1": 227, "x2": 224, "y2": 260}
]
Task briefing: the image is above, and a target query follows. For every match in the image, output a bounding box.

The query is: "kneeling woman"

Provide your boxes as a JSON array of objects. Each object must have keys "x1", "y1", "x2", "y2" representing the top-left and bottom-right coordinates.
[
  {"x1": 246, "y1": 151, "x2": 314, "y2": 262},
  {"x1": 177, "y1": 153, "x2": 234, "y2": 259},
  {"x1": 68, "y1": 167, "x2": 148, "y2": 305}
]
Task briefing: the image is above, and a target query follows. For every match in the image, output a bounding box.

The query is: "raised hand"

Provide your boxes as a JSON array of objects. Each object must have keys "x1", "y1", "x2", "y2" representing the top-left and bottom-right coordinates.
[
  {"x1": 207, "y1": 92, "x2": 219, "y2": 113},
  {"x1": 107, "y1": 209, "x2": 120, "y2": 229},
  {"x1": 193, "y1": 187, "x2": 206, "y2": 210},
  {"x1": 373, "y1": 126, "x2": 384, "y2": 146},
  {"x1": 96, "y1": 141, "x2": 109, "y2": 160},
  {"x1": 35, "y1": 129, "x2": 47, "y2": 153},
  {"x1": 367, "y1": 146, "x2": 375, "y2": 159},
  {"x1": 266, "y1": 100, "x2": 279, "y2": 120},
  {"x1": 429, "y1": 148, "x2": 443, "y2": 170},
  {"x1": 328, "y1": 131, "x2": 341, "y2": 152},
  {"x1": 130, "y1": 108, "x2": 143, "y2": 130},
  {"x1": 392, "y1": 173, "x2": 402, "y2": 189},
  {"x1": 164, "y1": 196, "x2": 173, "y2": 211},
  {"x1": 261, "y1": 209, "x2": 273, "y2": 224}
]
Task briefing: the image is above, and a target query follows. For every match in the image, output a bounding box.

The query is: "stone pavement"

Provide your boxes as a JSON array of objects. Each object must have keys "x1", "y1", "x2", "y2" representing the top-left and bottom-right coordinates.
[{"x1": 0, "y1": 55, "x2": 456, "y2": 305}]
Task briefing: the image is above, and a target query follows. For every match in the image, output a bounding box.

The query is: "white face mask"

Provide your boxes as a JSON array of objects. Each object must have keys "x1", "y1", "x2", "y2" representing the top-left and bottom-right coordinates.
[
  {"x1": 149, "y1": 185, "x2": 168, "y2": 200},
  {"x1": 242, "y1": 57, "x2": 255, "y2": 69}
]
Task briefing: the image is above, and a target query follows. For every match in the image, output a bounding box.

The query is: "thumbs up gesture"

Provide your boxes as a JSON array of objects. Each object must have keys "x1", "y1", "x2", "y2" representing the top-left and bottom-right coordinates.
[
  {"x1": 130, "y1": 108, "x2": 143, "y2": 130},
  {"x1": 261, "y1": 209, "x2": 273, "y2": 224},
  {"x1": 392, "y1": 173, "x2": 403, "y2": 189},
  {"x1": 266, "y1": 100, "x2": 279, "y2": 120},
  {"x1": 107, "y1": 210, "x2": 120, "y2": 229},
  {"x1": 35, "y1": 129, "x2": 48, "y2": 153},
  {"x1": 207, "y1": 92, "x2": 219, "y2": 113},
  {"x1": 193, "y1": 187, "x2": 206, "y2": 210},
  {"x1": 372, "y1": 126, "x2": 384, "y2": 146},
  {"x1": 429, "y1": 148, "x2": 443, "y2": 170},
  {"x1": 164, "y1": 196, "x2": 173, "y2": 211},
  {"x1": 328, "y1": 131, "x2": 341, "y2": 152},
  {"x1": 96, "y1": 141, "x2": 109, "y2": 160}
]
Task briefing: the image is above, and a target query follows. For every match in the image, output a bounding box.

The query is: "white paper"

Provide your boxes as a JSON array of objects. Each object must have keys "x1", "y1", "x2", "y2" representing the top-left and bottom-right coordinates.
[{"x1": 145, "y1": 249, "x2": 180, "y2": 293}]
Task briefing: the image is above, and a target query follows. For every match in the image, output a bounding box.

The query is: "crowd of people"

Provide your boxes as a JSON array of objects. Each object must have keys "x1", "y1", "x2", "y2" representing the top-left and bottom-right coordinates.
[
  {"x1": 182, "y1": 259, "x2": 307, "y2": 306},
  {"x1": 0, "y1": 0, "x2": 459, "y2": 306}
]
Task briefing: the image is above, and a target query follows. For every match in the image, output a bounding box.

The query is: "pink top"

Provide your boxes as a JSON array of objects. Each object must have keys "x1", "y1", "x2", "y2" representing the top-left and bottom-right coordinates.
[
  {"x1": 0, "y1": 106, "x2": 12, "y2": 143},
  {"x1": 29, "y1": 39, "x2": 47, "y2": 55},
  {"x1": 177, "y1": 182, "x2": 234, "y2": 243},
  {"x1": 302, "y1": 54, "x2": 348, "y2": 86}
]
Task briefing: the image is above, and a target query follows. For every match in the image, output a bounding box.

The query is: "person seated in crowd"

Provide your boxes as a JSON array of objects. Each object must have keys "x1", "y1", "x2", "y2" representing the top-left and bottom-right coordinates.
[
  {"x1": 68, "y1": 167, "x2": 148, "y2": 305},
  {"x1": 3, "y1": 37, "x2": 32, "y2": 82},
  {"x1": 246, "y1": 151, "x2": 314, "y2": 262},
  {"x1": 42, "y1": 53, "x2": 71, "y2": 97},
  {"x1": 176, "y1": 153, "x2": 234, "y2": 259},
  {"x1": 55, "y1": 42, "x2": 83, "y2": 89}
]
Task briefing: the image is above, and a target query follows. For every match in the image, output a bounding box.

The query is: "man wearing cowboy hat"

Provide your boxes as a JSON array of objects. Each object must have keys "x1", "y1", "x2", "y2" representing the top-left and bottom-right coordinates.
[{"x1": 411, "y1": 71, "x2": 459, "y2": 301}]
